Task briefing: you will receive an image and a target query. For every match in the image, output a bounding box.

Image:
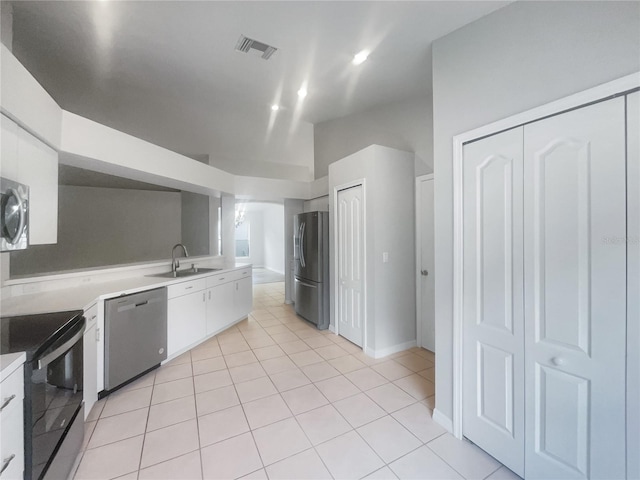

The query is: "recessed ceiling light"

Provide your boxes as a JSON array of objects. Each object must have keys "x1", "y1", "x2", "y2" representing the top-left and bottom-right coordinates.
[
  {"x1": 297, "y1": 87, "x2": 307, "y2": 99},
  {"x1": 271, "y1": 104, "x2": 280, "y2": 111},
  {"x1": 352, "y1": 50, "x2": 370, "y2": 66}
]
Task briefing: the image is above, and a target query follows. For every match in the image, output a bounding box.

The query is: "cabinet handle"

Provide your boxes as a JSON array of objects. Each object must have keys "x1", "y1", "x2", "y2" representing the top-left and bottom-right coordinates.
[
  {"x1": 91, "y1": 315, "x2": 97, "y2": 320},
  {"x1": 186, "y1": 286, "x2": 193, "y2": 290},
  {"x1": 0, "y1": 454, "x2": 15, "y2": 475},
  {"x1": 208, "y1": 291, "x2": 211, "y2": 300},
  {"x1": 219, "y1": 277, "x2": 225, "y2": 281},
  {"x1": 96, "y1": 328, "x2": 101, "y2": 342},
  {"x1": 0, "y1": 395, "x2": 16, "y2": 412},
  {"x1": 203, "y1": 293, "x2": 205, "y2": 302}
]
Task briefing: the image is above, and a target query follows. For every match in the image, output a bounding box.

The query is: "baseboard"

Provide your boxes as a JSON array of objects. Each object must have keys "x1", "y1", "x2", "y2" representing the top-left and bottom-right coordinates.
[
  {"x1": 433, "y1": 408, "x2": 453, "y2": 433},
  {"x1": 366, "y1": 339, "x2": 417, "y2": 359},
  {"x1": 328, "y1": 323, "x2": 336, "y2": 333}
]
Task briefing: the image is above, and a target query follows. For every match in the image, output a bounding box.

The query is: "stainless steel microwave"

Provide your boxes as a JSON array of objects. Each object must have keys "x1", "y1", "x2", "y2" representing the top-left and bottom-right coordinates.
[{"x1": 1, "y1": 177, "x2": 29, "y2": 251}]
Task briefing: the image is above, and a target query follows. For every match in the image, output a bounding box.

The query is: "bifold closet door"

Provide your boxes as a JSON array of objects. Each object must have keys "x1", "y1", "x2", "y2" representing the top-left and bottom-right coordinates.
[
  {"x1": 462, "y1": 127, "x2": 525, "y2": 477},
  {"x1": 523, "y1": 97, "x2": 626, "y2": 479},
  {"x1": 627, "y1": 90, "x2": 640, "y2": 480}
]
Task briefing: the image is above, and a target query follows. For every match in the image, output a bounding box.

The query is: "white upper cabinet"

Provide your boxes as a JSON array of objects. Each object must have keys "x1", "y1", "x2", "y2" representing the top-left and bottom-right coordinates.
[
  {"x1": 1, "y1": 114, "x2": 20, "y2": 181},
  {"x1": 17, "y1": 126, "x2": 58, "y2": 244},
  {"x1": 1, "y1": 114, "x2": 58, "y2": 245}
]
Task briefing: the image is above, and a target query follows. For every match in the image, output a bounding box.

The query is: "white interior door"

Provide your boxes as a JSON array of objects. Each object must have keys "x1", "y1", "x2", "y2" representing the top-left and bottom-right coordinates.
[
  {"x1": 462, "y1": 127, "x2": 525, "y2": 477},
  {"x1": 337, "y1": 185, "x2": 364, "y2": 346},
  {"x1": 627, "y1": 90, "x2": 640, "y2": 480},
  {"x1": 417, "y1": 176, "x2": 435, "y2": 351},
  {"x1": 523, "y1": 97, "x2": 626, "y2": 479}
]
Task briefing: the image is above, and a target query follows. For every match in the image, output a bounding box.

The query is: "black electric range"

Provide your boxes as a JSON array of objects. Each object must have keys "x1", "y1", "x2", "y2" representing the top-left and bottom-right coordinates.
[{"x1": 1, "y1": 310, "x2": 85, "y2": 480}]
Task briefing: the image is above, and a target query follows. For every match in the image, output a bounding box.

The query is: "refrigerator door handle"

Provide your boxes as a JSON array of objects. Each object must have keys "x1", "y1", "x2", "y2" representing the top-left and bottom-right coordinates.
[
  {"x1": 300, "y1": 222, "x2": 306, "y2": 268},
  {"x1": 295, "y1": 278, "x2": 317, "y2": 289}
]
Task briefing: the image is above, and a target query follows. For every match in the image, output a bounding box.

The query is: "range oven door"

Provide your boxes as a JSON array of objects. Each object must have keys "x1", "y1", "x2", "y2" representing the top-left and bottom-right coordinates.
[{"x1": 27, "y1": 317, "x2": 85, "y2": 480}]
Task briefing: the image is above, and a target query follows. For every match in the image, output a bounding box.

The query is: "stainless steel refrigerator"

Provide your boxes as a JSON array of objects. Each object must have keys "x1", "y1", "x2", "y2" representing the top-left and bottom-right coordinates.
[{"x1": 294, "y1": 211, "x2": 330, "y2": 329}]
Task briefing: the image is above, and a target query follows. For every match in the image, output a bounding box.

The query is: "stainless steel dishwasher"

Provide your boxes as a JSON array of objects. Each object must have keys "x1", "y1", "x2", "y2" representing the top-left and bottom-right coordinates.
[{"x1": 104, "y1": 287, "x2": 168, "y2": 392}]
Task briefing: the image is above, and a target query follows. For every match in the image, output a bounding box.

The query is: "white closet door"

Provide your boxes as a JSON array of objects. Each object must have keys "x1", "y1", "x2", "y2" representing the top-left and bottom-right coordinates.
[
  {"x1": 523, "y1": 97, "x2": 626, "y2": 479},
  {"x1": 462, "y1": 127, "x2": 525, "y2": 476},
  {"x1": 627, "y1": 90, "x2": 640, "y2": 480},
  {"x1": 337, "y1": 185, "x2": 365, "y2": 346}
]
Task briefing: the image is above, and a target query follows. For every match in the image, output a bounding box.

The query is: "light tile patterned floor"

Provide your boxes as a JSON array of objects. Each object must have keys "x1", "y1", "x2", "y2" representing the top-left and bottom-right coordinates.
[{"x1": 74, "y1": 282, "x2": 518, "y2": 480}]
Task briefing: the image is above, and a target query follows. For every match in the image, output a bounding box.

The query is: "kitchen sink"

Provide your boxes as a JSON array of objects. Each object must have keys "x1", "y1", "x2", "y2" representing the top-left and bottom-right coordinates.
[{"x1": 147, "y1": 267, "x2": 222, "y2": 279}]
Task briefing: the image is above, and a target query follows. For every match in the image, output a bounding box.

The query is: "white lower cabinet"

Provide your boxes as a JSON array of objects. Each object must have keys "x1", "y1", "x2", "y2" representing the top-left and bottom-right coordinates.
[
  {"x1": 83, "y1": 304, "x2": 99, "y2": 420},
  {"x1": 167, "y1": 288, "x2": 207, "y2": 356},
  {"x1": 1, "y1": 365, "x2": 24, "y2": 480},
  {"x1": 205, "y1": 271, "x2": 252, "y2": 336},
  {"x1": 206, "y1": 281, "x2": 234, "y2": 335},
  {"x1": 234, "y1": 276, "x2": 253, "y2": 321}
]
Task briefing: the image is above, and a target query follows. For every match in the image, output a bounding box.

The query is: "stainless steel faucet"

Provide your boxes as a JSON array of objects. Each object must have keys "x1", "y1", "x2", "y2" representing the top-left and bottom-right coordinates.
[{"x1": 171, "y1": 243, "x2": 189, "y2": 273}]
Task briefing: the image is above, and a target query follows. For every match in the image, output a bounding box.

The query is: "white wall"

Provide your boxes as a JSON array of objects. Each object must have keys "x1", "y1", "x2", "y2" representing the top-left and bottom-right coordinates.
[
  {"x1": 303, "y1": 195, "x2": 329, "y2": 212},
  {"x1": 236, "y1": 211, "x2": 264, "y2": 266},
  {"x1": 329, "y1": 145, "x2": 416, "y2": 356},
  {"x1": 314, "y1": 95, "x2": 433, "y2": 179},
  {"x1": 10, "y1": 186, "x2": 181, "y2": 275},
  {"x1": 262, "y1": 204, "x2": 285, "y2": 274},
  {"x1": 432, "y1": 0, "x2": 640, "y2": 425}
]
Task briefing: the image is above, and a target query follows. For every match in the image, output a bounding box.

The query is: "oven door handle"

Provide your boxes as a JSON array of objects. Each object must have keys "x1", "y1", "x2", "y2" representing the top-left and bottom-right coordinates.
[{"x1": 37, "y1": 324, "x2": 86, "y2": 370}]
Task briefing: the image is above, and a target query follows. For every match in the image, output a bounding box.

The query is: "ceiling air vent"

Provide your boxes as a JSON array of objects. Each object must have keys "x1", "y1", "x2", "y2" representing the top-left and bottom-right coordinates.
[{"x1": 235, "y1": 34, "x2": 278, "y2": 60}]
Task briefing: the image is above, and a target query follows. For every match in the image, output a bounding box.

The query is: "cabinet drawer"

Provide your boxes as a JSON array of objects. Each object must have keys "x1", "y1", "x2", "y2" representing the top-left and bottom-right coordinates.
[
  {"x1": 0, "y1": 401, "x2": 23, "y2": 480},
  {"x1": 0, "y1": 366, "x2": 24, "y2": 480},
  {"x1": 84, "y1": 303, "x2": 98, "y2": 330},
  {"x1": 206, "y1": 269, "x2": 251, "y2": 288},
  {"x1": 167, "y1": 278, "x2": 207, "y2": 299},
  {"x1": 206, "y1": 273, "x2": 234, "y2": 288},
  {"x1": 0, "y1": 366, "x2": 24, "y2": 409}
]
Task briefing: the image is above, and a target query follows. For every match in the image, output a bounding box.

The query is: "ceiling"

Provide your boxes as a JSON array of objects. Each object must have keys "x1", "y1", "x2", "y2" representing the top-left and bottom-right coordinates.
[{"x1": 9, "y1": 1, "x2": 508, "y2": 181}]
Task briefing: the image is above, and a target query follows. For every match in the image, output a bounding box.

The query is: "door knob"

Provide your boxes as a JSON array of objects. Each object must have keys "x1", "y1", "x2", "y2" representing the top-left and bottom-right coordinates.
[
  {"x1": 551, "y1": 356, "x2": 565, "y2": 366},
  {"x1": 421, "y1": 270, "x2": 429, "y2": 276}
]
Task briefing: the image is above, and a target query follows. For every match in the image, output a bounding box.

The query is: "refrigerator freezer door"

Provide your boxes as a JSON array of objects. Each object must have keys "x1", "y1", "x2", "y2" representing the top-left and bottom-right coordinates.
[
  {"x1": 294, "y1": 212, "x2": 323, "y2": 282},
  {"x1": 294, "y1": 276, "x2": 328, "y2": 329}
]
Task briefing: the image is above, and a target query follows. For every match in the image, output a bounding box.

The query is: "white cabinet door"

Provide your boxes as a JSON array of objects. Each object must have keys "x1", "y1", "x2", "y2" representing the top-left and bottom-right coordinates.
[
  {"x1": 168, "y1": 290, "x2": 206, "y2": 356},
  {"x1": 17, "y1": 127, "x2": 58, "y2": 244},
  {"x1": 337, "y1": 184, "x2": 365, "y2": 346},
  {"x1": 416, "y1": 176, "x2": 435, "y2": 352},
  {"x1": 206, "y1": 281, "x2": 234, "y2": 335},
  {"x1": 462, "y1": 127, "x2": 525, "y2": 477},
  {"x1": 234, "y1": 277, "x2": 253, "y2": 321},
  {"x1": 0, "y1": 114, "x2": 19, "y2": 181},
  {"x1": 523, "y1": 98, "x2": 626, "y2": 479},
  {"x1": 0, "y1": 366, "x2": 24, "y2": 480},
  {"x1": 627, "y1": 90, "x2": 640, "y2": 480},
  {"x1": 83, "y1": 323, "x2": 98, "y2": 420}
]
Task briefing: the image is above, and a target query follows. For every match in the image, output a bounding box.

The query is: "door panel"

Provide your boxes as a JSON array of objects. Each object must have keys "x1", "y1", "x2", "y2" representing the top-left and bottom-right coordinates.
[
  {"x1": 524, "y1": 97, "x2": 626, "y2": 479},
  {"x1": 418, "y1": 177, "x2": 435, "y2": 351},
  {"x1": 295, "y1": 212, "x2": 321, "y2": 282},
  {"x1": 337, "y1": 185, "x2": 364, "y2": 346},
  {"x1": 462, "y1": 127, "x2": 525, "y2": 477},
  {"x1": 627, "y1": 90, "x2": 640, "y2": 480},
  {"x1": 535, "y1": 365, "x2": 589, "y2": 476}
]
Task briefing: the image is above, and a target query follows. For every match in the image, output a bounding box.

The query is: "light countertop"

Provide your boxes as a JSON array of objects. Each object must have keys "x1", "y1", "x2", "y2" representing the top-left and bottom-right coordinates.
[
  {"x1": 1, "y1": 263, "x2": 252, "y2": 317},
  {"x1": 0, "y1": 352, "x2": 26, "y2": 382}
]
